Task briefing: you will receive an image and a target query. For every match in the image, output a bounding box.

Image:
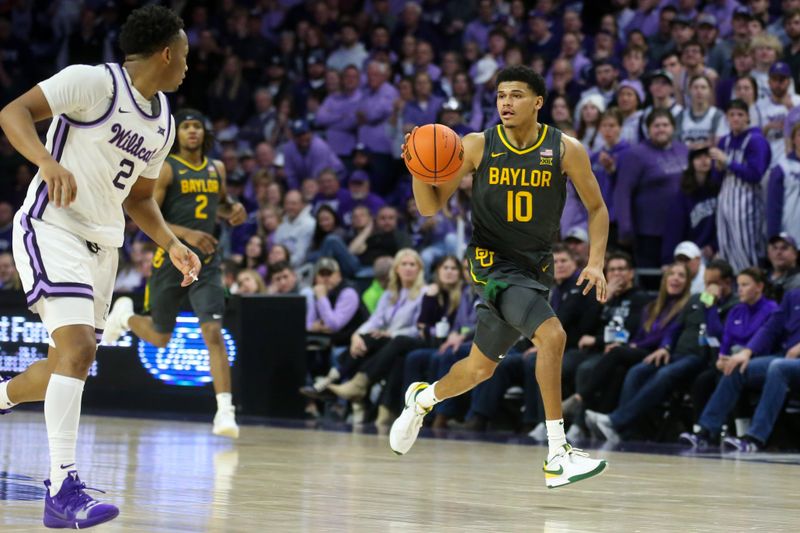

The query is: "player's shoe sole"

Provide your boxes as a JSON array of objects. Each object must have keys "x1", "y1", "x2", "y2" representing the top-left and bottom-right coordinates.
[
  {"x1": 213, "y1": 409, "x2": 240, "y2": 439},
  {"x1": 389, "y1": 382, "x2": 431, "y2": 455},
  {"x1": 102, "y1": 297, "x2": 133, "y2": 344},
  {"x1": 543, "y1": 444, "x2": 608, "y2": 489}
]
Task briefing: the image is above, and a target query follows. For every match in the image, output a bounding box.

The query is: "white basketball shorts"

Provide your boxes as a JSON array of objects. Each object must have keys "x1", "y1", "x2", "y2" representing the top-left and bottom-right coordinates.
[{"x1": 12, "y1": 211, "x2": 118, "y2": 344}]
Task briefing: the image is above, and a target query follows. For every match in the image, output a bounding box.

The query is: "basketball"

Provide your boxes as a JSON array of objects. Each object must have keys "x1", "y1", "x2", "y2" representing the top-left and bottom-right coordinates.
[{"x1": 403, "y1": 123, "x2": 464, "y2": 185}]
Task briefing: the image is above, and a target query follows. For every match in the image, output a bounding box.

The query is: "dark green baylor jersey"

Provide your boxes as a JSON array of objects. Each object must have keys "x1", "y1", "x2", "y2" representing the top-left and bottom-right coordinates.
[
  {"x1": 161, "y1": 155, "x2": 221, "y2": 257},
  {"x1": 470, "y1": 123, "x2": 566, "y2": 273}
]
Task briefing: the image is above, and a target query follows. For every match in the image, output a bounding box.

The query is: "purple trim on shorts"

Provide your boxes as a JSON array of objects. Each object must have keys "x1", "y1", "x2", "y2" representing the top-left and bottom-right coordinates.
[
  {"x1": 19, "y1": 214, "x2": 93, "y2": 307},
  {"x1": 95, "y1": 328, "x2": 103, "y2": 344},
  {"x1": 115, "y1": 63, "x2": 161, "y2": 121},
  {"x1": 61, "y1": 64, "x2": 118, "y2": 128}
]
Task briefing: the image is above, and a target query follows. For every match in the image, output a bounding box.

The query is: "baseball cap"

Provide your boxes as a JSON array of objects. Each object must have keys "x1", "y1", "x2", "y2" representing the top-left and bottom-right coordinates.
[
  {"x1": 697, "y1": 13, "x2": 717, "y2": 27},
  {"x1": 306, "y1": 50, "x2": 326, "y2": 66},
  {"x1": 670, "y1": 14, "x2": 694, "y2": 27},
  {"x1": 674, "y1": 241, "x2": 702, "y2": 260},
  {"x1": 565, "y1": 227, "x2": 588, "y2": 243},
  {"x1": 648, "y1": 69, "x2": 674, "y2": 84},
  {"x1": 473, "y1": 56, "x2": 499, "y2": 85},
  {"x1": 349, "y1": 170, "x2": 370, "y2": 183},
  {"x1": 769, "y1": 61, "x2": 792, "y2": 79},
  {"x1": 733, "y1": 6, "x2": 754, "y2": 19},
  {"x1": 618, "y1": 79, "x2": 645, "y2": 103},
  {"x1": 315, "y1": 257, "x2": 340, "y2": 276},
  {"x1": 769, "y1": 232, "x2": 798, "y2": 249},
  {"x1": 291, "y1": 119, "x2": 310, "y2": 136}
]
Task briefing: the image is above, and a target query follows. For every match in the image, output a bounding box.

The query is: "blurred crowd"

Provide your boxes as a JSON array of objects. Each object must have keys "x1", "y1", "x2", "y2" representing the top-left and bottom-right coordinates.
[{"x1": 0, "y1": 0, "x2": 799, "y2": 450}]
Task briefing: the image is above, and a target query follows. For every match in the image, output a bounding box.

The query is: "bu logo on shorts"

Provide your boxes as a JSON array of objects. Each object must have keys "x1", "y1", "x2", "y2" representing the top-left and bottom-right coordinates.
[{"x1": 475, "y1": 247, "x2": 495, "y2": 268}]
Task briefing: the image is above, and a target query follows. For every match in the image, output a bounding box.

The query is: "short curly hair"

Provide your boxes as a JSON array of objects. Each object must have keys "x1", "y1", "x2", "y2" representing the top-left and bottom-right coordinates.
[
  {"x1": 119, "y1": 5, "x2": 184, "y2": 57},
  {"x1": 496, "y1": 65, "x2": 547, "y2": 101}
]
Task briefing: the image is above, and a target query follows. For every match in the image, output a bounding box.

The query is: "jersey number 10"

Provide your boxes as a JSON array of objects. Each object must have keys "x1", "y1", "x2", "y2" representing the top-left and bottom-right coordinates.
[{"x1": 506, "y1": 190, "x2": 533, "y2": 222}]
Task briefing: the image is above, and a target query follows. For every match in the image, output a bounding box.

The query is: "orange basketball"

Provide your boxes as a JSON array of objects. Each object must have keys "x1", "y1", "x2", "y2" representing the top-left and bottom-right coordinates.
[{"x1": 403, "y1": 123, "x2": 464, "y2": 185}]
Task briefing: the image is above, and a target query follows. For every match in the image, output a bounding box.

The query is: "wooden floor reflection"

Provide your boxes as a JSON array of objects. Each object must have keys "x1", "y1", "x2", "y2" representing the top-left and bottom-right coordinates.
[{"x1": 1, "y1": 412, "x2": 798, "y2": 532}]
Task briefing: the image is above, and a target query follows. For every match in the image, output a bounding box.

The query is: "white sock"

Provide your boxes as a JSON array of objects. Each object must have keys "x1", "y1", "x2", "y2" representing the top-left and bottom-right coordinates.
[
  {"x1": 415, "y1": 381, "x2": 440, "y2": 410},
  {"x1": 45, "y1": 374, "x2": 85, "y2": 495},
  {"x1": 216, "y1": 392, "x2": 233, "y2": 411},
  {"x1": 0, "y1": 380, "x2": 16, "y2": 409},
  {"x1": 546, "y1": 418, "x2": 567, "y2": 457}
]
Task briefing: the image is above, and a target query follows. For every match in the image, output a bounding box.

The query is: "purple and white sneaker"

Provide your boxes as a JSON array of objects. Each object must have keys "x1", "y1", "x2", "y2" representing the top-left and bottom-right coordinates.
[
  {"x1": 722, "y1": 436, "x2": 761, "y2": 453},
  {"x1": 43, "y1": 471, "x2": 119, "y2": 529},
  {"x1": 0, "y1": 376, "x2": 13, "y2": 414}
]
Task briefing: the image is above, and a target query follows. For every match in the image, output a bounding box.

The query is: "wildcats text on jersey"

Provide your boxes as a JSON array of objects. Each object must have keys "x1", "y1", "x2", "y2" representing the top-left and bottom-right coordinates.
[{"x1": 108, "y1": 123, "x2": 158, "y2": 163}]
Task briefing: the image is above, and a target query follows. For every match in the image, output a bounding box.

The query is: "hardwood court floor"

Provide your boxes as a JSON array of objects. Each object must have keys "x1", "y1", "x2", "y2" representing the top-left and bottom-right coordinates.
[{"x1": 1, "y1": 412, "x2": 798, "y2": 532}]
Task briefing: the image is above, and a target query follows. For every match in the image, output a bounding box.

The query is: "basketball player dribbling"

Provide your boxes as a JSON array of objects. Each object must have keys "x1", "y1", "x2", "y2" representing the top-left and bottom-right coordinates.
[
  {"x1": 102, "y1": 109, "x2": 247, "y2": 438},
  {"x1": 0, "y1": 6, "x2": 199, "y2": 528},
  {"x1": 390, "y1": 65, "x2": 610, "y2": 488}
]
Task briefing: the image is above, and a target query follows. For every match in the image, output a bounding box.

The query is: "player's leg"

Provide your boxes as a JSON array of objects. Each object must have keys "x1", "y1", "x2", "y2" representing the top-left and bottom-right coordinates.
[
  {"x1": 2, "y1": 346, "x2": 60, "y2": 406},
  {"x1": 191, "y1": 261, "x2": 239, "y2": 438},
  {"x1": 389, "y1": 305, "x2": 520, "y2": 455}
]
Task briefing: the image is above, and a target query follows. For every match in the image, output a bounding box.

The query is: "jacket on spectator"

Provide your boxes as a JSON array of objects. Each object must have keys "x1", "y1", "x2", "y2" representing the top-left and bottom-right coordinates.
[
  {"x1": 356, "y1": 82, "x2": 399, "y2": 155},
  {"x1": 661, "y1": 183, "x2": 719, "y2": 264},
  {"x1": 315, "y1": 89, "x2": 362, "y2": 156},
  {"x1": 719, "y1": 295, "x2": 778, "y2": 356},
  {"x1": 747, "y1": 288, "x2": 800, "y2": 355},
  {"x1": 274, "y1": 205, "x2": 316, "y2": 267},
  {"x1": 664, "y1": 292, "x2": 738, "y2": 358},
  {"x1": 307, "y1": 281, "x2": 369, "y2": 345},
  {"x1": 591, "y1": 286, "x2": 653, "y2": 352},
  {"x1": 550, "y1": 271, "x2": 603, "y2": 349},
  {"x1": 357, "y1": 287, "x2": 427, "y2": 338},
  {"x1": 280, "y1": 136, "x2": 345, "y2": 190}
]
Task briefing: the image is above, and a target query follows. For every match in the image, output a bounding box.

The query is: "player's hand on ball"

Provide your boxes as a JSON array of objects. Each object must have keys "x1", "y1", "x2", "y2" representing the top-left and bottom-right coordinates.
[
  {"x1": 225, "y1": 202, "x2": 247, "y2": 226},
  {"x1": 577, "y1": 265, "x2": 607, "y2": 302},
  {"x1": 40, "y1": 158, "x2": 77, "y2": 208},
  {"x1": 169, "y1": 241, "x2": 202, "y2": 287},
  {"x1": 399, "y1": 127, "x2": 415, "y2": 158},
  {"x1": 184, "y1": 229, "x2": 218, "y2": 255}
]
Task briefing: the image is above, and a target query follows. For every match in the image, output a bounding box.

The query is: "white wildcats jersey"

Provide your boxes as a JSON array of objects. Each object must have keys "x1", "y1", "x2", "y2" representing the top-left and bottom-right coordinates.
[
  {"x1": 676, "y1": 107, "x2": 728, "y2": 146},
  {"x1": 21, "y1": 63, "x2": 175, "y2": 247}
]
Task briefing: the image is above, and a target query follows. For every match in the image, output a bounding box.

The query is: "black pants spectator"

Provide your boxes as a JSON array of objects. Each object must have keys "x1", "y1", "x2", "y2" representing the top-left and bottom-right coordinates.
[
  {"x1": 360, "y1": 336, "x2": 426, "y2": 384},
  {"x1": 338, "y1": 335, "x2": 391, "y2": 378},
  {"x1": 578, "y1": 346, "x2": 649, "y2": 413},
  {"x1": 690, "y1": 366, "x2": 721, "y2": 422},
  {"x1": 563, "y1": 348, "x2": 596, "y2": 398}
]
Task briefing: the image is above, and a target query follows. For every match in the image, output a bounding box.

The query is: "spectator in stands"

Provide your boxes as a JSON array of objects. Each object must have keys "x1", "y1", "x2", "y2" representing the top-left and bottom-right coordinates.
[
  {"x1": 750, "y1": 34, "x2": 783, "y2": 102},
  {"x1": 697, "y1": 14, "x2": 732, "y2": 78},
  {"x1": 314, "y1": 65, "x2": 362, "y2": 161},
  {"x1": 646, "y1": 5, "x2": 677, "y2": 66},
  {"x1": 300, "y1": 258, "x2": 370, "y2": 400},
  {"x1": 784, "y1": 9, "x2": 800, "y2": 79},
  {"x1": 0, "y1": 200, "x2": 12, "y2": 252},
  {"x1": 615, "y1": 109, "x2": 689, "y2": 267},
  {"x1": 208, "y1": 55, "x2": 251, "y2": 125},
  {"x1": 678, "y1": 41, "x2": 719, "y2": 107},
  {"x1": 681, "y1": 269, "x2": 782, "y2": 448},
  {"x1": 266, "y1": 261, "x2": 306, "y2": 296},
  {"x1": 240, "y1": 88, "x2": 278, "y2": 148},
  {"x1": 574, "y1": 94, "x2": 606, "y2": 154},
  {"x1": 626, "y1": 0, "x2": 661, "y2": 37},
  {"x1": 239, "y1": 234, "x2": 268, "y2": 282},
  {"x1": 673, "y1": 241, "x2": 707, "y2": 295},
  {"x1": 661, "y1": 51, "x2": 686, "y2": 103},
  {"x1": 236, "y1": 268, "x2": 267, "y2": 295},
  {"x1": 525, "y1": 10, "x2": 559, "y2": 65},
  {"x1": 732, "y1": 74, "x2": 765, "y2": 134},
  {"x1": 766, "y1": 233, "x2": 800, "y2": 296},
  {"x1": 280, "y1": 119, "x2": 345, "y2": 190},
  {"x1": 402, "y1": 71, "x2": 444, "y2": 132},
  {"x1": 324, "y1": 249, "x2": 426, "y2": 415},
  {"x1": 561, "y1": 252, "x2": 652, "y2": 433},
  {"x1": 676, "y1": 74, "x2": 729, "y2": 149},
  {"x1": 326, "y1": 21, "x2": 369, "y2": 72},
  {"x1": 722, "y1": 288, "x2": 800, "y2": 451},
  {"x1": 306, "y1": 205, "x2": 347, "y2": 265},
  {"x1": 662, "y1": 146, "x2": 719, "y2": 263},
  {"x1": 617, "y1": 80, "x2": 644, "y2": 145},
  {"x1": 581, "y1": 58, "x2": 619, "y2": 107},
  {"x1": 267, "y1": 243, "x2": 291, "y2": 267},
  {"x1": 586, "y1": 260, "x2": 739, "y2": 443},
  {"x1": 575, "y1": 262, "x2": 692, "y2": 414},
  {"x1": 721, "y1": 43, "x2": 754, "y2": 106},
  {"x1": 354, "y1": 206, "x2": 412, "y2": 272},
  {"x1": 312, "y1": 168, "x2": 354, "y2": 218},
  {"x1": 405, "y1": 197, "x2": 456, "y2": 272},
  {"x1": 345, "y1": 170, "x2": 384, "y2": 220},
  {"x1": 362, "y1": 256, "x2": 394, "y2": 314},
  {"x1": 756, "y1": 62, "x2": 800, "y2": 166},
  {"x1": 256, "y1": 204, "x2": 281, "y2": 250},
  {"x1": 769, "y1": 123, "x2": 800, "y2": 241},
  {"x1": 712, "y1": 99, "x2": 771, "y2": 273},
  {"x1": 274, "y1": 190, "x2": 316, "y2": 268},
  {"x1": 622, "y1": 45, "x2": 647, "y2": 82},
  {"x1": 550, "y1": 244, "x2": 603, "y2": 350},
  {"x1": 549, "y1": 95, "x2": 575, "y2": 135},
  {"x1": 0, "y1": 251, "x2": 21, "y2": 291},
  {"x1": 356, "y1": 60, "x2": 399, "y2": 194},
  {"x1": 642, "y1": 70, "x2": 683, "y2": 131}
]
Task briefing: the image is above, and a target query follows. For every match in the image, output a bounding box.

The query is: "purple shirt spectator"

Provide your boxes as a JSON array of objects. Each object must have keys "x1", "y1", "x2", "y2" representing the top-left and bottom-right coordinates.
[
  {"x1": 315, "y1": 88, "x2": 362, "y2": 156},
  {"x1": 280, "y1": 123, "x2": 345, "y2": 190},
  {"x1": 614, "y1": 139, "x2": 689, "y2": 242},
  {"x1": 635, "y1": 298, "x2": 684, "y2": 352},
  {"x1": 747, "y1": 288, "x2": 800, "y2": 355},
  {"x1": 661, "y1": 184, "x2": 719, "y2": 265},
  {"x1": 702, "y1": 0, "x2": 738, "y2": 38},
  {"x1": 624, "y1": 1, "x2": 661, "y2": 37},
  {"x1": 357, "y1": 287, "x2": 427, "y2": 339},
  {"x1": 313, "y1": 189, "x2": 355, "y2": 219},
  {"x1": 402, "y1": 95, "x2": 444, "y2": 128},
  {"x1": 720, "y1": 296, "x2": 779, "y2": 356},
  {"x1": 306, "y1": 284, "x2": 361, "y2": 331},
  {"x1": 357, "y1": 64, "x2": 399, "y2": 155}
]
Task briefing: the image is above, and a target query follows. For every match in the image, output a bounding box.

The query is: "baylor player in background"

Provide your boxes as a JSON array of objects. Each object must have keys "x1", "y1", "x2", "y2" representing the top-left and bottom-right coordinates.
[
  {"x1": 391, "y1": 65, "x2": 610, "y2": 488},
  {"x1": 104, "y1": 109, "x2": 247, "y2": 438}
]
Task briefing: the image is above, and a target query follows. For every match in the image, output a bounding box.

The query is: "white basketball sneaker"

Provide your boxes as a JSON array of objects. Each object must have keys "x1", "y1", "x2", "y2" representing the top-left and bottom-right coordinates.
[
  {"x1": 389, "y1": 382, "x2": 432, "y2": 455},
  {"x1": 213, "y1": 407, "x2": 240, "y2": 439},
  {"x1": 102, "y1": 297, "x2": 134, "y2": 344},
  {"x1": 543, "y1": 443, "x2": 607, "y2": 489}
]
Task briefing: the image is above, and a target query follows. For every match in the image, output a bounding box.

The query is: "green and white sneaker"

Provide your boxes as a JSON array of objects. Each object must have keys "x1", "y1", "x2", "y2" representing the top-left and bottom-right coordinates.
[
  {"x1": 543, "y1": 444, "x2": 607, "y2": 489},
  {"x1": 389, "y1": 382, "x2": 432, "y2": 455}
]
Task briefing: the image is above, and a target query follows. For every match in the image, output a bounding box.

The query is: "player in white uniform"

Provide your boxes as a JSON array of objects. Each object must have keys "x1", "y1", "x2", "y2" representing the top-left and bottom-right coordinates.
[{"x1": 0, "y1": 6, "x2": 199, "y2": 529}]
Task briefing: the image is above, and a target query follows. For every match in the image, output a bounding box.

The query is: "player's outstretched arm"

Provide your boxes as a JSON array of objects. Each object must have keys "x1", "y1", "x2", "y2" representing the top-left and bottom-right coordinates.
[
  {"x1": 124, "y1": 177, "x2": 201, "y2": 287},
  {"x1": 0, "y1": 86, "x2": 77, "y2": 208},
  {"x1": 213, "y1": 159, "x2": 247, "y2": 226},
  {"x1": 409, "y1": 131, "x2": 483, "y2": 216},
  {"x1": 562, "y1": 134, "x2": 609, "y2": 302}
]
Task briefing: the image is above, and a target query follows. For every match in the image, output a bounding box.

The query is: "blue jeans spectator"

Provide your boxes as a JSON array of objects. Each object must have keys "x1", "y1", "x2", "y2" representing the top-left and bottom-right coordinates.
[
  {"x1": 431, "y1": 343, "x2": 471, "y2": 417},
  {"x1": 698, "y1": 356, "x2": 780, "y2": 434},
  {"x1": 746, "y1": 358, "x2": 800, "y2": 444},
  {"x1": 316, "y1": 234, "x2": 362, "y2": 277},
  {"x1": 609, "y1": 354, "x2": 706, "y2": 430},
  {"x1": 470, "y1": 352, "x2": 541, "y2": 426}
]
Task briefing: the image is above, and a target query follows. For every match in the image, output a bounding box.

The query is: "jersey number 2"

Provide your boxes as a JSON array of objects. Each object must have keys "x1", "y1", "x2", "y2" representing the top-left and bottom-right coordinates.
[
  {"x1": 112, "y1": 159, "x2": 134, "y2": 190},
  {"x1": 195, "y1": 194, "x2": 208, "y2": 219},
  {"x1": 506, "y1": 191, "x2": 533, "y2": 222}
]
